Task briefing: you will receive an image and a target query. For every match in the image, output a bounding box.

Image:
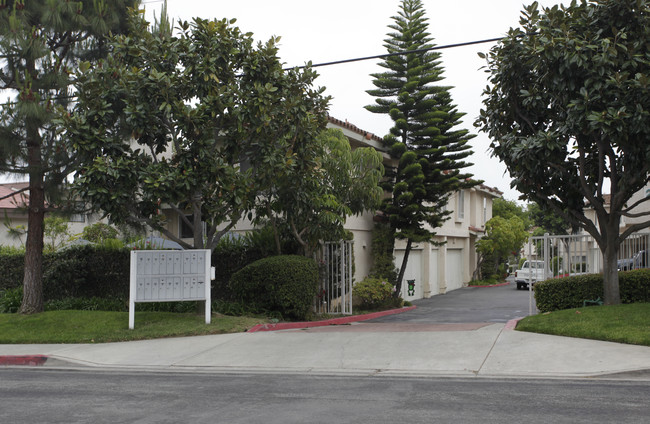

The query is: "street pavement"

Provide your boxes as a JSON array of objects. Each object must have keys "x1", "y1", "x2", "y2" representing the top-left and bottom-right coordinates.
[{"x1": 1, "y1": 282, "x2": 650, "y2": 380}]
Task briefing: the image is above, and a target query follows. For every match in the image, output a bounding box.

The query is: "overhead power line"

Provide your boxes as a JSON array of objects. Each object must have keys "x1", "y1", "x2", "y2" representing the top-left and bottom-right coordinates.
[{"x1": 286, "y1": 36, "x2": 504, "y2": 71}]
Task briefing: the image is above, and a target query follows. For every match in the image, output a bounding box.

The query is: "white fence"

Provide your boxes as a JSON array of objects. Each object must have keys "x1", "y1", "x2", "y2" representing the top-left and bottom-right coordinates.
[
  {"x1": 315, "y1": 240, "x2": 354, "y2": 315},
  {"x1": 527, "y1": 232, "x2": 650, "y2": 280},
  {"x1": 524, "y1": 232, "x2": 649, "y2": 314}
]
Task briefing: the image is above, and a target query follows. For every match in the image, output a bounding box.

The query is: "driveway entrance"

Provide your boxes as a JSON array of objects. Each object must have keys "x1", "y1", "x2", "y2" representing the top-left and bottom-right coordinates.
[{"x1": 367, "y1": 281, "x2": 534, "y2": 324}]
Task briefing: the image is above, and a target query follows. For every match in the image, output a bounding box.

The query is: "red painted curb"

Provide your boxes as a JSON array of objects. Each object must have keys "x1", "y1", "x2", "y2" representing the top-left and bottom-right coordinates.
[
  {"x1": 504, "y1": 318, "x2": 523, "y2": 330},
  {"x1": 0, "y1": 355, "x2": 48, "y2": 366},
  {"x1": 467, "y1": 282, "x2": 511, "y2": 288},
  {"x1": 247, "y1": 305, "x2": 417, "y2": 333}
]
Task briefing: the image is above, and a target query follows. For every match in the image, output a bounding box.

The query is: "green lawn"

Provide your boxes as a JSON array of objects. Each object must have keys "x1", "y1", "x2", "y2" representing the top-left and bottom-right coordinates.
[
  {"x1": 516, "y1": 302, "x2": 650, "y2": 346},
  {"x1": 0, "y1": 310, "x2": 266, "y2": 344}
]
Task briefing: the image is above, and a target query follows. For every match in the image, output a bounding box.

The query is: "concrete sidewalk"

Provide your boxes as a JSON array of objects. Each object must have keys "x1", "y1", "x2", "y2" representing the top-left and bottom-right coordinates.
[{"x1": 2, "y1": 319, "x2": 650, "y2": 380}]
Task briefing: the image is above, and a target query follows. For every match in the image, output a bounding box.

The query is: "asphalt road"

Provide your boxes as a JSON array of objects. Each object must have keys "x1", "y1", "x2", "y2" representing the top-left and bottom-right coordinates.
[
  {"x1": 369, "y1": 281, "x2": 535, "y2": 324},
  {"x1": 1, "y1": 369, "x2": 648, "y2": 424}
]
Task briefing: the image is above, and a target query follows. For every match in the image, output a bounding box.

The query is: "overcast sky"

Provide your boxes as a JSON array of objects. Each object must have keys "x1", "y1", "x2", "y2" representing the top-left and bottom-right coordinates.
[{"x1": 144, "y1": 0, "x2": 563, "y2": 202}]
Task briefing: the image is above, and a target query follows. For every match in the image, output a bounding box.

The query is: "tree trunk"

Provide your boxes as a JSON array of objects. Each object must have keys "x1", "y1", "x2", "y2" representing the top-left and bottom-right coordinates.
[
  {"x1": 395, "y1": 238, "x2": 412, "y2": 297},
  {"x1": 192, "y1": 193, "x2": 203, "y2": 249},
  {"x1": 602, "y1": 239, "x2": 621, "y2": 305},
  {"x1": 20, "y1": 126, "x2": 45, "y2": 314},
  {"x1": 267, "y1": 204, "x2": 282, "y2": 255}
]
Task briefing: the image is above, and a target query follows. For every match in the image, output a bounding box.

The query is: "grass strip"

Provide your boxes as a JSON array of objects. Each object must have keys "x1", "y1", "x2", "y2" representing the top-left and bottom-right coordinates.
[
  {"x1": 516, "y1": 302, "x2": 650, "y2": 346},
  {"x1": 0, "y1": 310, "x2": 266, "y2": 344}
]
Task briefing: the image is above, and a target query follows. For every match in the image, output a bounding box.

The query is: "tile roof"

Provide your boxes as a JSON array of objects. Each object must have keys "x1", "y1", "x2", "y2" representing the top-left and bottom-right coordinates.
[
  {"x1": 0, "y1": 182, "x2": 30, "y2": 209},
  {"x1": 327, "y1": 115, "x2": 384, "y2": 144}
]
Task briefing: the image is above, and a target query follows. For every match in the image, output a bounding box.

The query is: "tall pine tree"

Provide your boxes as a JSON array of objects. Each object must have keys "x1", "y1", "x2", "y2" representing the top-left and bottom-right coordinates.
[
  {"x1": 366, "y1": 0, "x2": 478, "y2": 295},
  {"x1": 0, "y1": 0, "x2": 138, "y2": 313}
]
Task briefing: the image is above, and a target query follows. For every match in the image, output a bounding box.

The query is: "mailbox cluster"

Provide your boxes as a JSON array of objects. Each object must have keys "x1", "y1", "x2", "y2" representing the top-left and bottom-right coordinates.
[
  {"x1": 134, "y1": 251, "x2": 207, "y2": 301},
  {"x1": 129, "y1": 249, "x2": 212, "y2": 329}
]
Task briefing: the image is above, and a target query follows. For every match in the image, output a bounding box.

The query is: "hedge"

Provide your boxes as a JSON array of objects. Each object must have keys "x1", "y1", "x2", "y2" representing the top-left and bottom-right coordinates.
[
  {"x1": 229, "y1": 255, "x2": 318, "y2": 320},
  {"x1": 534, "y1": 269, "x2": 650, "y2": 312},
  {"x1": 0, "y1": 246, "x2": 131, "y2": 300}
]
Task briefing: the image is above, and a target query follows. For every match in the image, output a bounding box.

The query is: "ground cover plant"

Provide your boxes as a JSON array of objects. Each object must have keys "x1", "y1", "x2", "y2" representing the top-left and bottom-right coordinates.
[
  {"x1": 516, "y1": 303, "x2": 650, "y2": 347},
  {"x1": 0, "y1": 310, "x2": 264, "y2": 344}
]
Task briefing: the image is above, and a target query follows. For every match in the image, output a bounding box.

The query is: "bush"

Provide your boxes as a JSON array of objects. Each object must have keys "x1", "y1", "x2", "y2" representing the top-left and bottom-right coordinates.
[
  {"x1": 534, "y1": 269, "x2": 650, "y2": 312},
  {"x1": 0, "y1": 246, "x2": 131, "y2": 302},
  {"x1": 0, "y1": 286, "x2": 22, "y2": 313},
  {"x1": 82, "y1": 223, "x2": 118, "y2": 243},
  {"x1": 212, "y1": 227, "x2": 300, "y2": 301},
  {"x1": 353, "y1": 277, "x2": 400, "y2": 309},
  {"x1": 0, "y1": 253, "x2": 25, "y2": 291},
  {"x1": 229, "y1": 255, "x2": 318, "y2": 320},
  {"x1": 43, "y1": 245, "x2": 131, "y2": 300}
]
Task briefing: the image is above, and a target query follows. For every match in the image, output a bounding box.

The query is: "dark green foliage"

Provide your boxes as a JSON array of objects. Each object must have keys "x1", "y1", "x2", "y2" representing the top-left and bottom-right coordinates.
[
  {"x1": 0, "y1": 253, "x2": 27, "y2": 291},
  {"x1": 43, "y1": 246, "x2": 131, "y2": 300},
  {"x1": 369, "y1": 223, "x2": 398, "y2": 284},
  {"x1": 352, "y1": 277, "x2": 400, "y2": 309},
  {"x1": 535, "y1": 270, "x2": 650, "y2": 312},
  {"x1": 365, "y1": 0, "x2": 478, "y2": 292},
  {"x1": 477, "y1": 0, "x2": 650, "y2": 304},
  {"x1": 0, "y1": 287, "x2": 23, "y2": 313},
  {"x1": 81, "y1": 223, "x2": 119, "y2": 243},
  {"x1": 229, "y1": 255, "x2": 318, "y2": 320},
  {"x1": 0, "y1": 246, "x2": 130, "y2": 302},
  {"x1": 211, "y1": 228, "x2": 299, "y2": 300}
]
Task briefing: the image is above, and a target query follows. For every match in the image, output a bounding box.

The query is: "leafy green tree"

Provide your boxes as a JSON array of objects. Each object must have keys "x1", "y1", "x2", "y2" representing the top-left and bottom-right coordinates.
[
  {"x1": 256, "y1": 128, "x2": 384, "y2": 256},
  {"x1": 476, "y1": 0, "x2": 650, "y2": 304},
  {"x1": 527, "y1": 202, "x2": 574, "y2": 235},
  {"x1": 81, "y1": 223, "x2": 118, "y2": 243},
  {"x1": 66, "y1": 13, "x2": 329, "y2": 252},
  {"x1": 366, "y1": 0, "x2": 478, "y2": 295},
  {"x1": 492, "y1": 198, "x2": 531, "y2": 229},
  {"x1": 475, "y1": 216, "x2": 528, "y2": 280},
  {"x1": 43, "y1": 216, "x2": 70, "y2": 252},
  {"x1": 0, "y1": 0, "x2": 138, "y2": 313}
]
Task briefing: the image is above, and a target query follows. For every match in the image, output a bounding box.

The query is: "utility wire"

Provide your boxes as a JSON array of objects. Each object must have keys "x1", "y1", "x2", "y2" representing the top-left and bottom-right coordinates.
[{"x1": 285, "y1": 36, "x2": 504, "y2": 70}]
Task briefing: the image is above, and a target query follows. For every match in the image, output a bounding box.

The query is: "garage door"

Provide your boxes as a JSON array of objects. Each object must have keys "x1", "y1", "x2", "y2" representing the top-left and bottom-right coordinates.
[
  {"x1": 394, "y1": 249, "x2": 423, "y2": 301},
  {"x1": 446, "y1": 249, "x2": 463, "y2": 292}
]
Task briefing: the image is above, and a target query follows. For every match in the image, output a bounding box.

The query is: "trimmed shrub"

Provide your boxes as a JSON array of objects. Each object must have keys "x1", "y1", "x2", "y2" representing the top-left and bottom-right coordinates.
[
  {"x1": 0, "y1": 246, "x2": 131, "y2": 302},
  {"x1": 43, "y1": 245, "x2": 130, "y2": 300},
  {"x1": 211, "y1": 227, "x2": 300, "y2": 301},
  {"x1": 353, "y1": 277, "x2": 398, "y2": 309},
  {"x1": 229, "y1": 255, "x2": 318, "y2": 320},
  {"x1": 0, "y1": 253, "x2": 26, "y2": 291},
  {"x1": 534, "y1": 269, "x2": 650, "y2": 312},
  {"x1": 0, "y1": 286, "x2": 22, "y2": 313}
]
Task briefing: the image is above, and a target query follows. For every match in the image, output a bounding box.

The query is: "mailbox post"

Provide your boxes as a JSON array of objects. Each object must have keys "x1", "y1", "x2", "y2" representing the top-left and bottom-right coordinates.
[{"x1": 129, "y1": 249, "x2": 213, "y2": 329}]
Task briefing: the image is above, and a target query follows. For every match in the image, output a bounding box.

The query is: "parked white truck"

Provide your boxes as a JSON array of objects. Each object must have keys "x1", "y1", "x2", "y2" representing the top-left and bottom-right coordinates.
[{"x1": 515, "y1": 260, "x2": 546, "y2": 290}]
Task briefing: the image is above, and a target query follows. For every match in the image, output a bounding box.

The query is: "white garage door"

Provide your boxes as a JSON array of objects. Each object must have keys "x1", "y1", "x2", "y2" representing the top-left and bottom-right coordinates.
[
  {"x1": 446, "y1": 249, "x2": 463, "y2": 292},
  {"x1": 394, "y1": 249, "x2": 423, "y2": 301}
]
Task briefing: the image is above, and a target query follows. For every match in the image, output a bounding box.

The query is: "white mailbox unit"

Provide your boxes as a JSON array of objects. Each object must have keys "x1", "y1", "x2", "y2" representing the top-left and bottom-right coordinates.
[{"x1": 129, "y1": 249, "x2": 212, "y2": 329}]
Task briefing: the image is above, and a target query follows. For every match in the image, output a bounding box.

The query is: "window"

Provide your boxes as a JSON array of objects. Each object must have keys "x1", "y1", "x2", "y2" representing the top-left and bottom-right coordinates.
[
  {"x1": 483, "y1": 197, "x2": 487, "y2": 224},
  {"x1": 68, "y1": 202, "x2": 86, "y2": 223},
  {"x1": 179, "y1": 215, "x2": 194, "y2": 239},
  {"x1": 457, "y1": 190, "x2": 465, "y2": 220}
]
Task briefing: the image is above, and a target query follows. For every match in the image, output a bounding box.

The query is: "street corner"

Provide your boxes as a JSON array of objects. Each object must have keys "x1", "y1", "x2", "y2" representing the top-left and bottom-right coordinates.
[{"x1": 0, "y1": 355, "x2": 49, "y2": 366}]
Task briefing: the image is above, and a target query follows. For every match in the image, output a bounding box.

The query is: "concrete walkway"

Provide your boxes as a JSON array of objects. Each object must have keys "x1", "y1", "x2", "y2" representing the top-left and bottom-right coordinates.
[{"x1": 2, "y1": 317, "x2": 650, "y2": 380}]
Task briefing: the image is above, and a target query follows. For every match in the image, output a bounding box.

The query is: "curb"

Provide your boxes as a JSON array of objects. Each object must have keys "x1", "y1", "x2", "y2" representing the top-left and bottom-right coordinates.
[
  {"x1": 467, "y1": 282, "x2": 511, "y2": 288},
  {"x1": 504, "y1": 317, "x2": 524, "y2": 331},
  {"x1": 0, "y1": 355, "x2": 48, "y2": 366},
  {"x1": 247, "y1": 305, "x2": 417, "y2": 333}
]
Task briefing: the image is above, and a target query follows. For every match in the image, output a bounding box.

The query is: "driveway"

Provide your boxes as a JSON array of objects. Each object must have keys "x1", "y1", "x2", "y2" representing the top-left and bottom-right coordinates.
[{"x1": 367, "y1": 281, "x2": 535, "y2": 324}]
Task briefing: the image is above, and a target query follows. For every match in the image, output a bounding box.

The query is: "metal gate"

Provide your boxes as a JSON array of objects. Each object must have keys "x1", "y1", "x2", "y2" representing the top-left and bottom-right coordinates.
[
  {"x1": 524, "y1": 232, "x2": 649, "y2": 314},
  {"x1": 315, "y1": 240, "x2": 354, "y2": 315},
  {"x1": 527, "y1": 232, "x2": 650, "y2": 280}
]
